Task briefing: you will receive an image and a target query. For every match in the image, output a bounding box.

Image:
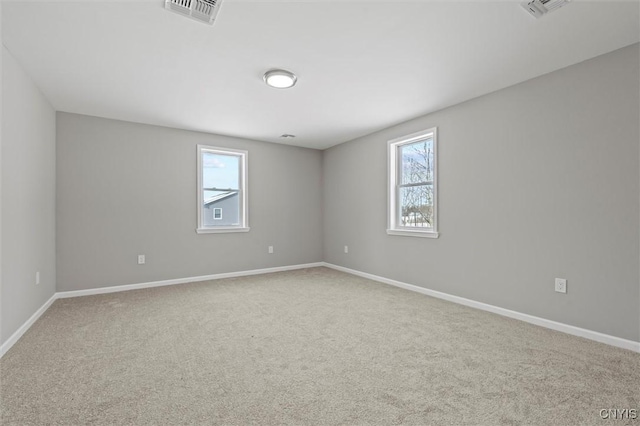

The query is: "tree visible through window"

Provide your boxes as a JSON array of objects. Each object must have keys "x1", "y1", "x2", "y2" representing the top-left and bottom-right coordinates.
[
  {"x1": 399, "y1": 139, "x2": 434, "y2": 228},
  {"x1": 388, "y1": 128, "x2": 438, "y2": 238}
]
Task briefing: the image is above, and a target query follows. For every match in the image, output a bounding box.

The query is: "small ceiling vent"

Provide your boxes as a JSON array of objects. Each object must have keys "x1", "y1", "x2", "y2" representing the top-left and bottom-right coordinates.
[
  {"x1": 165, "y1": 0, "x2": 222, "y2": 25},
  {"x1": 521, "y1": 0, "x2": 571, "y2": 18}
]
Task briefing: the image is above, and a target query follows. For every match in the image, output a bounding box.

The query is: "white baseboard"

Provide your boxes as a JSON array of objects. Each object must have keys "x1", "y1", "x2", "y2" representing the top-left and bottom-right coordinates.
[
  {"x1": 322, "y1": 262, "x2": 640, "y2": 353},
  {"x1": 56, "y1": 262, "x2": 325, "y2": 299},
  {"x1": 0, "y1": 262, "x2": 323, "y2": 358},
  {"x1": 0, "y1": 294, "x2": 57, "y2": 358}
]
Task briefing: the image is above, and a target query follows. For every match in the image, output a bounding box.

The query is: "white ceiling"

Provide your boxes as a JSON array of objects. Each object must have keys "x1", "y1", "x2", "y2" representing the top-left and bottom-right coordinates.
[{"x1": 2, "y1": 0, "x2": 639, "y2": 149}]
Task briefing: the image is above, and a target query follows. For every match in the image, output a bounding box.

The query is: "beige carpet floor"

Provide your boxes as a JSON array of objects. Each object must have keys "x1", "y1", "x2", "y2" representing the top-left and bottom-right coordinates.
[{"x1": 1, "y1": 267, "x2": 638, "y2": 425}]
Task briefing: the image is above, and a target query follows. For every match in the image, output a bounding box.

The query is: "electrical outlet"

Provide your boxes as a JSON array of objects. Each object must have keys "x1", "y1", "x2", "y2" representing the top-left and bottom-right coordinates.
[
  {"x1": 268, "y1": 246, "x2": 274, "y2": 254},
  {"x1": 36, "y1": 271, "x2": 40, "y2": 285},
  {"x1": 344, "y1": 245, "x2": 349, "y2": 254},
  {"x1": 138, "y1": 255, "x2": 145, "y2": 265},
  {"x1": 555, "y1": 278, "x2": 567, "y2": 294}
]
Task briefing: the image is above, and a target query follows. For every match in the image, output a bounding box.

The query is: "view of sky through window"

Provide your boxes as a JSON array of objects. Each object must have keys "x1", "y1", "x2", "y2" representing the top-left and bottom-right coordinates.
[{"x1": 202, "y1": 152, "x2": 239, "y2": 200}]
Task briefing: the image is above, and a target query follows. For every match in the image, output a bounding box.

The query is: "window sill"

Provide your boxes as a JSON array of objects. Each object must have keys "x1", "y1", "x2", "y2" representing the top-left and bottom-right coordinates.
[
  {"x1": 196, "y1": 227, "x2": 250, "y2": 234},
  {"x1": 386, "y1": 229, "x2": 439, "y2": 239}
]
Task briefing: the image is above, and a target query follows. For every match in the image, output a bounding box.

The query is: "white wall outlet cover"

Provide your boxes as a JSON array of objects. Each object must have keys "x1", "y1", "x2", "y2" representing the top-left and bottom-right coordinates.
[
  {"x1": 36, "y1": 271, "x2": 40, "y2": 285},
  {"x1": 344, "y1": 245, "x2": 349, "y2": 253},
  {"x1": 138, "y1": 255, "x2": 145, "y2": 265},
  {"x1": 555, "y1": 278, "x2": 567, "y2": 293},
  {"x1": 268, "y1": 246, "x2": 274, "y2": 254}
]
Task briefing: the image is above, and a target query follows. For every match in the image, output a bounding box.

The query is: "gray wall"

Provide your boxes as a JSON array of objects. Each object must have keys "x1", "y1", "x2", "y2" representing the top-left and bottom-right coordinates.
[
  {"x1": 323, "y1": 44, "x2": 640, "y2": 342},
  {"x1": 56, "y1": 113, "x2": 323, "y2": 291},
  {"x1": 1, "y1": 46, "x2": 56, "y2": 345},
  {"x1": 1, "y1": 3, "x2": 4, "y2": 347}
]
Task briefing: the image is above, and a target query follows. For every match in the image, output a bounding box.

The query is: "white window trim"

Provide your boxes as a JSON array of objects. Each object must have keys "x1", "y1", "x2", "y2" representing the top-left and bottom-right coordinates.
[
  {"x1": 196, "y1": 145, "x2": 250, "y2": 234},
  {"x1": 387, "y1": 127, "x2": 439, "y2": 238},
  {"x1": 213, "y1": 208, "x2": 222, "y2": 220}
]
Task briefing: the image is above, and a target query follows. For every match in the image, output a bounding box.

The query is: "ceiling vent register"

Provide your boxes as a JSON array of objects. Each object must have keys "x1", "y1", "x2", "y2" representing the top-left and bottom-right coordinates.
[
  {"x1": 521, "y1": 0, "x2": 571, "y2": 18},
  {"x1": 165, "y1": 0, "x2": 222, "y2": 25}
]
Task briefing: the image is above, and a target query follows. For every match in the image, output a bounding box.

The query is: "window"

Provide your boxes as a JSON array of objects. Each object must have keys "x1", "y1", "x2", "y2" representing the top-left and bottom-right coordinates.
[
  {"x1": 387, "y1": 128, "x2": 438, "y2": 238},
  {"x1": 197, "y1": 145, "x2": 248, "y2": 233}
]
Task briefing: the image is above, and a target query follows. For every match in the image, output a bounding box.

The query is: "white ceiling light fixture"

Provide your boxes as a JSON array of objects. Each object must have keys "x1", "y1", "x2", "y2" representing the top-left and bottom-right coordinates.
[{"x1": 264, "y1": 69, "x2": 297, "y2": 89}]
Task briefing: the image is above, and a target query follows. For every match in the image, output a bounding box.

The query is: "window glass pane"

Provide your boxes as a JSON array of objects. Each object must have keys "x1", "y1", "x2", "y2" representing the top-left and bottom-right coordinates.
[
  {"x1": 399, "y1": 138, "x2": 434, "y2": 184},
  {"x1": 399, "y1": 184, "x2": 434, "y2": 228},
  {"x1": 202, "y1": 193, "x2": 240, "y2": 226},
  {"x1": 202, "y1": 152, "x2": 239, "y2": 197},
  {"x1": 202, "y1": 152, "x2": 241, "y2": 227}
]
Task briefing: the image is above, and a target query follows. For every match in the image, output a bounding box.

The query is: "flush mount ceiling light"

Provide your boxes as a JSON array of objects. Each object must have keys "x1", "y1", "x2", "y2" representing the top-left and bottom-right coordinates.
[
  {"x1": 280, "y1": 134, "x2": 296, "y2": 139},
  {"x1": 263, "y1": 69, "x2": 297, "y2": 89}
]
